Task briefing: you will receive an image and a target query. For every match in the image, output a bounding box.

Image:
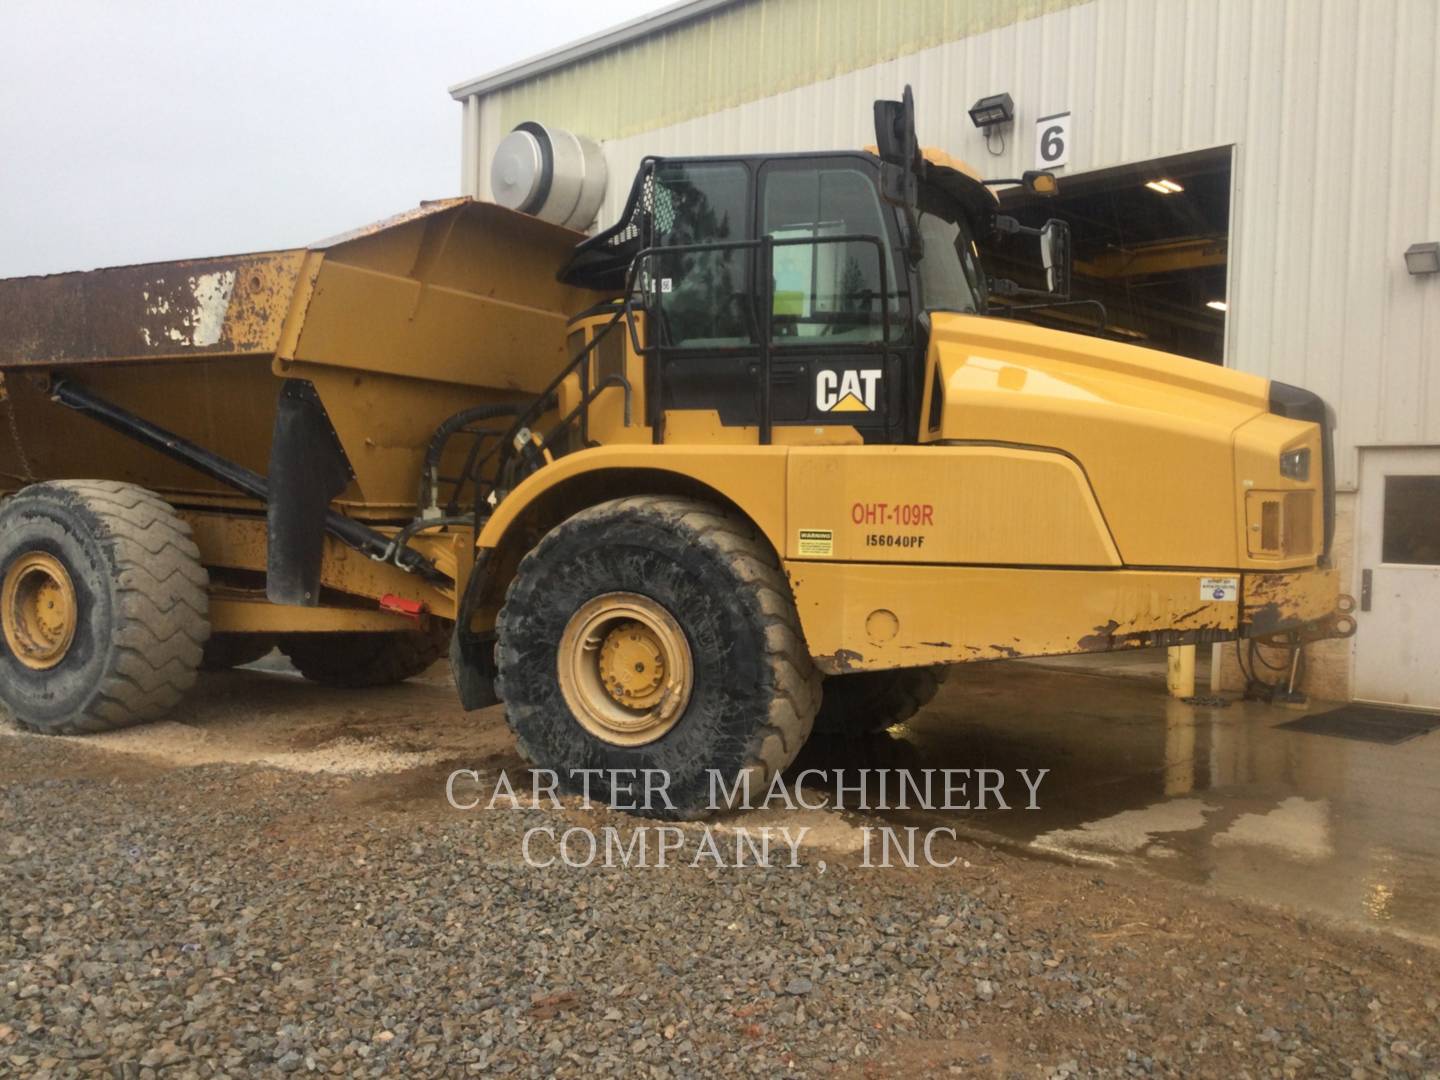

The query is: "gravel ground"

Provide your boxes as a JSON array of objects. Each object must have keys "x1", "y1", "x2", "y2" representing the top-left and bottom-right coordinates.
[{"x1": 3, "y1": 726, "x2": 1440, "y2": 1078}]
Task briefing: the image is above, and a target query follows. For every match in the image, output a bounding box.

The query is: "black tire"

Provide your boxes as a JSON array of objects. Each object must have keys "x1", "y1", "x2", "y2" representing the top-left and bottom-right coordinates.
[
  {"x1": 0, "y1": 481, "x2": 209, "y2": 734},
  {"x1": 200, "y1": 633, "x2": 275, "y2": 671},
  {"x1": 813, "y1": 665, "x2": 947, "y2": 736},
  {"x1": 278, "y1": 626, "x2": 449, "y2": 688},
  {"x1": 495, "y1": 495, "x2": 821, "y2": 819}
]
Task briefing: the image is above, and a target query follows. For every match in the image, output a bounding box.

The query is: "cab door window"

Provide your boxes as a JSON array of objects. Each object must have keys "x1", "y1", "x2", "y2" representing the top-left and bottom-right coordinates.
[
  {"x1": 762, "y1": 167, "x2": 896, "y2": 343},
  {"x1": 650, "y1": 161, "x2": 752, "y2": 348}
]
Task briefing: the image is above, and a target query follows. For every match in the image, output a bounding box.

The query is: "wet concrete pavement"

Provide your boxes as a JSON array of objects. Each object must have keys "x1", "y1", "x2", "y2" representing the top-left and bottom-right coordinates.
[{"x1": 799, "y1": 655, "x2": 1440, "y2": 946}]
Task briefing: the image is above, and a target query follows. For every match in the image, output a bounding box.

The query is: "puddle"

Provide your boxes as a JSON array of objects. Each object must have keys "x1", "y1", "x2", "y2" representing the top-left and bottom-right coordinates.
[{"x1": 788, "y1": 659, "x2": 1440, "y2": 946}]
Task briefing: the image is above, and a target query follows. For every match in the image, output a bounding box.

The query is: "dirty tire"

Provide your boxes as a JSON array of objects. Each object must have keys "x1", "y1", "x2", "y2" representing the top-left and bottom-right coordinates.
[
  {"x1": 0, "y1": 480, "x2": 210, "y2": 734},
  {"x1": 279, "y1": 625, "x2": 449, "y2": 688},
  {"x1": 200, "y1": 633, "x2": 275, "y2": 671},
  {"x1": 495, "y1": 495, "x2": 821, "y2": 819},
  {"x1": 814, "y1": 665, "x2": 947, "y2": 736}
]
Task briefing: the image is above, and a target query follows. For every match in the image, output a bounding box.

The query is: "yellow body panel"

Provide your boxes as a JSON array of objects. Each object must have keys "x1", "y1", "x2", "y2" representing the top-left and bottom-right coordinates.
[
  {"x1": 477, "y1": 405, "x2": 1337, "y2": 674},
  {"x1": 919, "y1": 313, "x2": 1290, "y2": 569},
  {"x1": 790, "y1": 561, "x2": 1337, "y2": 675},
  {"x1": 1242, "y1": 566, "x2": 1339, "y2": 635},
  {"x1": 784, "y1": 445, "x2": 1119, "y2": 565},
  {"x1": 283, "y1": 360, "x2": 532, "y2": 515},
  {"x1": 209, "y1": 593, "x2": 419, "y2": 634},
  {"x1": 1232, "y1": 412, "x2": 1325, "y2": 568},
  {"x1": 477, "y1": 444, "x2": 792, "y2": 558},
  {"x1": 282, "y1": 203, "x2": 595, "y2": 393},
  {"x1": 789, "y1": 561, "x2": 1243, "y2": 673}
]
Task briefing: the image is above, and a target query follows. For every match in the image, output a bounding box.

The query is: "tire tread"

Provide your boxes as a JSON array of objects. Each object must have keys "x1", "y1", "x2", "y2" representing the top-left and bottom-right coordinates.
[
  {"x1": 2, "y1": 481, "x2": 210, "y2": 734},
  {"x1": 496, "y1": 494, "x2": 821, "y2": 814}
]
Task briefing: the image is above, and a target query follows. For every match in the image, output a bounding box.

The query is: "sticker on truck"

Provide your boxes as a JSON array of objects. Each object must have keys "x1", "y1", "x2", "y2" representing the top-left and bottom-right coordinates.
[
  {"x1": 816, "y1": 369, "x2": 881, "y2": 413},
  {"x1": 1200, "y1": 576, "x2": 1239, "y2": 602},
  {"x1": 797, "y1": 529, "x2": 834, "y2": 557}
]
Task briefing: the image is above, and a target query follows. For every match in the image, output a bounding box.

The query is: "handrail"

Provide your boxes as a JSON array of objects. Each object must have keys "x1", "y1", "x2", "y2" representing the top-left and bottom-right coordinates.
[
  {"x1": 469, "y1": 307, "x2": 628, "y2": 499},
  {"x1": 539, "y1": 374, "x2": 633, "y2": 456}
]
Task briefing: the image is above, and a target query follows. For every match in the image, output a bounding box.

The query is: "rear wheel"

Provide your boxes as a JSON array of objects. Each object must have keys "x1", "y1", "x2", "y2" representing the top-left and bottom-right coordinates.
[
  {"x1": 200, "y1": 633, "x2": 275, "y2": 671},
  {"x1": 814, "y1": 665, "x2": 946, "y2": 736},
  {"x1": 0, "y1": 481, "x2": 210, "y2": 734},
  {"x1": 495, "y1": 495, "x2": 820, "y2": 818},
  {"x1": 278, "y1": 626, "x2": 448, "y2": 688}
]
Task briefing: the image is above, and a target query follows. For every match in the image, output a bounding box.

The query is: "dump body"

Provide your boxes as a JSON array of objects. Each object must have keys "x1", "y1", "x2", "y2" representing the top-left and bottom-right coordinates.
[
  {"x1": 0, "y1": 199, "x2": 601, "y2": 636},
  {"x1": 0, "y1": 199, "x2": 596, "y2": 519}
]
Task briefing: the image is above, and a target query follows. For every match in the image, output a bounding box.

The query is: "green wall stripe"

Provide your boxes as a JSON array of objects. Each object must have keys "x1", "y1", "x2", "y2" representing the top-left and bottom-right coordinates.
[{"x1": 488, "y1": 0, "x2": 1088, "y2": 141}]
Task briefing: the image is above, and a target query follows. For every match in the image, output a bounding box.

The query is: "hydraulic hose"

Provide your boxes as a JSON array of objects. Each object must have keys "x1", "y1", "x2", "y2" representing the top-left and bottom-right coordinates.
[{"x1": 419, "y1": 402, "x2": 525, "y2": 513}]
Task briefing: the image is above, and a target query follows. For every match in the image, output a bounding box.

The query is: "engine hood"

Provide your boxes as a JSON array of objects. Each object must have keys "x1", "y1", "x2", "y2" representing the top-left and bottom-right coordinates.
[{"x1": 924, "y1": 313, "x2": 1277, "y2": 567}]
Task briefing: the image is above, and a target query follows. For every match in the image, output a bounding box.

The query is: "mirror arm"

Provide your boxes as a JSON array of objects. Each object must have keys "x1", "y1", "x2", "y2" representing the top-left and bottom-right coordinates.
[
  {"x1": 993, "y1": 214, "x2": 1043, "y2": 239},
  {"x1": 904, "y1": 207, "x2": 924, "y2": 265},
  {"x1": 983, "y1": 170, "x2": 1060, "y2": 196}
]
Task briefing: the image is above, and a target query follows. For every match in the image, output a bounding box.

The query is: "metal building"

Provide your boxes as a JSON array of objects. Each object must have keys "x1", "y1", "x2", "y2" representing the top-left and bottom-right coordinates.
[{"x1": 451, "y1": 0, "x2": 1440, "y2": 708}]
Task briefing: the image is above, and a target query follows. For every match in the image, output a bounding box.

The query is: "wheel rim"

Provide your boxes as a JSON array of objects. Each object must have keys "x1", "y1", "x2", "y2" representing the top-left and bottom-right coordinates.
[
  {"x1": 2, "y1": 552, "x2": 79, "y2": 671},
  {"x1": 558, "y1": 591, "x2": 694, "y2": 747}
]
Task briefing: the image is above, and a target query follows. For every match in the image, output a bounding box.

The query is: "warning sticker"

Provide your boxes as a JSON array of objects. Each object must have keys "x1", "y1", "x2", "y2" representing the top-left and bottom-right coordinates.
[
  {"x1": 1200, "y1": 576, "x2": 1239, "y2": 602},
  {"x1": 797, "y1": 529, "x2": 834, "y2": 557}
]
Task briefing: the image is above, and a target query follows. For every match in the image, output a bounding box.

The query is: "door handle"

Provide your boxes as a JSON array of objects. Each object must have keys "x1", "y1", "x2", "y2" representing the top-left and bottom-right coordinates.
[{"x1": 1360, "y1": 568, "x2": 1372, "y2": 612}]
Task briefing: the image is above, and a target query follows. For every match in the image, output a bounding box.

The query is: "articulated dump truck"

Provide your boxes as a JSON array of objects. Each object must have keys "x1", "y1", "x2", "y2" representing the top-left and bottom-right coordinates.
[{"x1": 0, "y1": 90, "x2": 1352, "y2": 815}]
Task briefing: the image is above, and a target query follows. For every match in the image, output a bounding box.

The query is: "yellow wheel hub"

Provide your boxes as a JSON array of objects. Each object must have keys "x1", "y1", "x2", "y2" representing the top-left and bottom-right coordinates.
[
  {"x1": 2, "y1": 551, "x2": 79, "y2": 671},
  {"x1": 558, "y1": 592, "x2": 694, "y2": 747}
]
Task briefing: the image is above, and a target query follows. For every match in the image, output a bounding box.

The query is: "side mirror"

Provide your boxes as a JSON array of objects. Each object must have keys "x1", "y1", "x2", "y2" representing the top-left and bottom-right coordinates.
[
  {"x1": 1039, "y1": 219, "x2": 1071, "y2": 297},
  {"x1": 872, "y1": 85, "x2": 918, "y2": 167},
  {"x1": 873, "y1": 85, "x2": 923, "y2": 261}
]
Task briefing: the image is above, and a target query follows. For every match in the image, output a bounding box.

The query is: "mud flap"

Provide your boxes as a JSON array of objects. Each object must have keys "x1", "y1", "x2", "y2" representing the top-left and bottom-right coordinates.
[
  {"x1": 266, "y1": 380, "x2": 353, "y2": 606},
  {"x1": 450, "y1": 629, "x2": 501, "y2": 710},
  {"x1": 450, "y1": 550, "x2": 500, "y2": 710}
]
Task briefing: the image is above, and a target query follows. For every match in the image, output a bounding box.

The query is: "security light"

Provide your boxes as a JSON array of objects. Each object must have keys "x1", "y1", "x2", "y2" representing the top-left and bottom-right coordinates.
[
  {"x1": 1144, "y1": 178, "x2": 1184, "y2": 194},
  {"x1": 1206, "y1": 300, "x2": 1228, "y2": 312},
  {"x1": 1404, "y1": 242, "x2": 1440, "y2": 275},
  {"x1": 968, "y1": 93, "x2": 1014, "y2": 129}
]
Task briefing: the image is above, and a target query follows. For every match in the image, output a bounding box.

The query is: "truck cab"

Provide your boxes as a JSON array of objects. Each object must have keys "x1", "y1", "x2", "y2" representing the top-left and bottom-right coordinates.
[{"x1": 555, "y1": 144, "x2": 1002, "y2": 448}]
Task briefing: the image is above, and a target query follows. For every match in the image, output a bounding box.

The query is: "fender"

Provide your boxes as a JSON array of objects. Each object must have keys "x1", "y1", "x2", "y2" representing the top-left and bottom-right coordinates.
[{"x1": 476, "y1": 444, "x2": 793, "y2": 557}]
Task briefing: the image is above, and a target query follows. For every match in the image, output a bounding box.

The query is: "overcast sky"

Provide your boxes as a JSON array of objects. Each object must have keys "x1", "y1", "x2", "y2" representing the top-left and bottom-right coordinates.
[{"x1": 0, "y1": 0, "x2": 668, "y2": 278}]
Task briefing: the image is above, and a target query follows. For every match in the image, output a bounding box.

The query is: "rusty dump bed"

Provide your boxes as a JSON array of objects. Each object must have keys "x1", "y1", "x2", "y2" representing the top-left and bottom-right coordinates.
[{"x1": 0, "y1": 199, "x2": 597, "y2": 516}]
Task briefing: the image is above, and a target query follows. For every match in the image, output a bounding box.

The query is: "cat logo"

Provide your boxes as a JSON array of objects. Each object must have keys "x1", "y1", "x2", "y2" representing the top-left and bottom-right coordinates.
[{"x1": 815, "y1": 368, "x2": 882, "y2": 413}]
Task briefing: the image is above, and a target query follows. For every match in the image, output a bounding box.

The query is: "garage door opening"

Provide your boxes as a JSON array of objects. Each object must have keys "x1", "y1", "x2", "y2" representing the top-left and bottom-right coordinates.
[{"x1": 985, "y1": 146, "x2": 1233, "y2": 365}]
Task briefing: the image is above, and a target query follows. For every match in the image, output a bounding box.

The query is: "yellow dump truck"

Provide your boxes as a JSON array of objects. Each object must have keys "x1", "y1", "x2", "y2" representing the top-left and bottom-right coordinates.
[{"x1": 0, "y1": 90, "x2": 1350, "y2": 814}]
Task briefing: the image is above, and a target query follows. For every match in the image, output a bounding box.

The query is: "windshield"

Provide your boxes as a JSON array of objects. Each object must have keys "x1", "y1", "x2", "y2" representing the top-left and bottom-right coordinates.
[{"x1": 915, "y1": 187, "x2": 986, "y2": 315}]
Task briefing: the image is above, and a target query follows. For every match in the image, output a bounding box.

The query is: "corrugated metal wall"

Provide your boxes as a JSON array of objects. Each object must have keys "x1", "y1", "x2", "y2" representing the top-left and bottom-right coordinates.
[
  {"x1": 480, "y1": 0, "x2": 1087, "y2": 144},
  {"x1": 461, "y1": 0, "x2": 1440, "y2": 489}
]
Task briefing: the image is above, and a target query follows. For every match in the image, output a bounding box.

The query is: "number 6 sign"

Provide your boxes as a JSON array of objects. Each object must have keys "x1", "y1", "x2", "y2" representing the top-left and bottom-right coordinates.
[{"x1": 1035, "y1": 111, "x2": 1071, "y2": 169}]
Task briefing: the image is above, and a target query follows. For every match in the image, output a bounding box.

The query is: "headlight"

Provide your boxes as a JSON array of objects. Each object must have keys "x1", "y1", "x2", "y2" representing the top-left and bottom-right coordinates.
[{"x1": 1280, "y1": 447, "x2": 1310, "y2": 481}]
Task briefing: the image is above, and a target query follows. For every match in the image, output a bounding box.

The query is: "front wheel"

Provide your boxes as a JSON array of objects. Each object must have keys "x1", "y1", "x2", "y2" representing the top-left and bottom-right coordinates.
[{"x1": 495, "y1": 496, "x2": 820, "y2": 818}]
